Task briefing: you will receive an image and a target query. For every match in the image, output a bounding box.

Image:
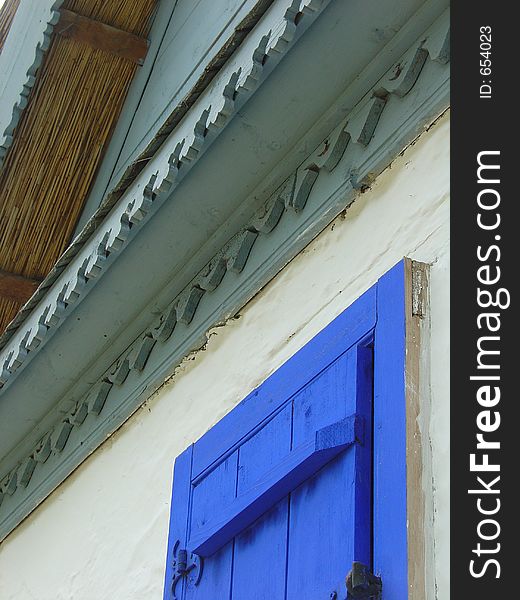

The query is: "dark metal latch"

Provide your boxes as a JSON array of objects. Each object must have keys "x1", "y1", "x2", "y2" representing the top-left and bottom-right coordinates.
[{"x1": 346, "y1": 561, "x2": 383, "y2": 599}]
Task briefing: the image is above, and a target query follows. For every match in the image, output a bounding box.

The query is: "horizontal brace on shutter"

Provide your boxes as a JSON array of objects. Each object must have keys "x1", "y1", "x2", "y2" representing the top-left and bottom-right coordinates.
[{"x1": 189, "y1": 413, "x2": 364, "y2": 557}]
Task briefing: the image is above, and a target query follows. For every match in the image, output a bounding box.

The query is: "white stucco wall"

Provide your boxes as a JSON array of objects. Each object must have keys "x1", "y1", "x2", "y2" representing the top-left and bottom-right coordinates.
[{"x1": 0, "y1": 112, "x2": 450, "y2": 600}]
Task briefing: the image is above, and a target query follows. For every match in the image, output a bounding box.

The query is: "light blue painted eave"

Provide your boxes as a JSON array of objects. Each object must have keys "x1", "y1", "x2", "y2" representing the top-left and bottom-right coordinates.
[
  {"x1": 0, "y1": 0, "x2": 448, "y2": 541},
  {"x1": 72, "y1": 0, "x2": 178, "y2": 234},
  {"x1": 74, "y1": 0, "x2": 440, "y2": 234},
  {"x1": 74, "y1": 0, "x2": 269, "y2": 235}
]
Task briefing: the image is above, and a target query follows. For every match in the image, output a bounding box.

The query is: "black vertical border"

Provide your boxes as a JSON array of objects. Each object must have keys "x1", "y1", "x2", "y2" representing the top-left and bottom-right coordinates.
[{"x1": 452, "y1": 2, "x2": 514, "y2": 598}]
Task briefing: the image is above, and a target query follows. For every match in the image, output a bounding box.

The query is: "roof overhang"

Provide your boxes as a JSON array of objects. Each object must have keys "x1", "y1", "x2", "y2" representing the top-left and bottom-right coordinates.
[
  {"x1": 0, "y1": 0, "x2": 157, "y2": 332},
  {"x1": 0, "y1": 0, "x2": 449, "y2": 539}
]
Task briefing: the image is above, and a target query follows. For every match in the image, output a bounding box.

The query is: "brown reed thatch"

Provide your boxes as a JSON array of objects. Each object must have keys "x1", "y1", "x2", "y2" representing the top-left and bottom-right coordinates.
[
  {"x1": 0, "y1": 0, "x2": 20, "y2": 52},
  {"x1": 0, "y1": 0, "x2": 156, "y2": 333}
]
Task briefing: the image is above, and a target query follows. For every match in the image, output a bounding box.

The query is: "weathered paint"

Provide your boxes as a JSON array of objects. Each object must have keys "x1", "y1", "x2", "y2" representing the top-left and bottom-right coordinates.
[{"x1": 0, "y1": 112, "x2": 449, "y2": 599}]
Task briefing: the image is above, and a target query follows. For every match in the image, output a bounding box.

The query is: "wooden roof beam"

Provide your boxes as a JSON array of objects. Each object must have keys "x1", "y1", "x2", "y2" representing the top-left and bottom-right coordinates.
[
  {"x1": 55, "y1": 9, "x2": 149, "y2": 65},
  {"x1": 0, "y1": 270, "x2": 41, "y2": 304}
]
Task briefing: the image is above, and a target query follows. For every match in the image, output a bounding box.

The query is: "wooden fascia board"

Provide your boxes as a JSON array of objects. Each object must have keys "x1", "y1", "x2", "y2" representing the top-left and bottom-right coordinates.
[
  {"x1": 405, "y1": 259, "x2": 429, "y2": 600},
  {"x1": 55, "y1": 9, "x2": 149, "y2": 65}
]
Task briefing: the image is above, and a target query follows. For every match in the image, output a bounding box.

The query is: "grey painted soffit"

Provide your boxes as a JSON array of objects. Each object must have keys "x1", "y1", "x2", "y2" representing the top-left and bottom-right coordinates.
[
  {"x1": 0, "y1": 0, "x2": 330, "y2": 381},
  {"x1": 0, "y1": 5, "x2": 450, "y2": 540},
  {"x1": 0, "y1": 0, "x2": 276, "y2": 349}
]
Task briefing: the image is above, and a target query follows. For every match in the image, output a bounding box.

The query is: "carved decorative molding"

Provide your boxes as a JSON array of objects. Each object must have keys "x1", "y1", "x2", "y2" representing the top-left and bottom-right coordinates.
[
  {"x1": 0, "y1": 8, "x2": 450, "y2": 539},
  {"x1": 0, "y1": 0, "x2": 332, "y2": 393},
  {"x1": 0, "y1": 1, "x2": 63, "y2": 167}
]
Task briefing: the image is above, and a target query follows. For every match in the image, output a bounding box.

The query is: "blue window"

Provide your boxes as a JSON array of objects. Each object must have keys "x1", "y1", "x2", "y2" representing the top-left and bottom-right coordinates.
[{"x1": 163, "y1": 260, "x2": 416, "y2": 599}]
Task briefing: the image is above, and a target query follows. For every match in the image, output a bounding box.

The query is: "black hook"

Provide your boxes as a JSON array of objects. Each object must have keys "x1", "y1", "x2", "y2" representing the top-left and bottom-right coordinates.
[{"x1": 171, "y1": 541, "x2": 203, "y2": 600}]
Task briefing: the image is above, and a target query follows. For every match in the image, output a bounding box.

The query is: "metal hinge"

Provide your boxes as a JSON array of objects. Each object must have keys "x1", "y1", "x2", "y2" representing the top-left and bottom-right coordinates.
[
  {"x1": 346, "y1": 562, "x2": 383, "y2": 599},
  {"x1": 171, "y1": 541, "x2": 203, "y2": 600}
]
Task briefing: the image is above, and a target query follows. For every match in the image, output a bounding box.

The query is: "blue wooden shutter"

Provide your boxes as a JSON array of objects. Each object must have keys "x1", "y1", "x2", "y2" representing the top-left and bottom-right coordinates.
[{"x1": 164, "y1": 286, "x2": 378, "y2": 600}]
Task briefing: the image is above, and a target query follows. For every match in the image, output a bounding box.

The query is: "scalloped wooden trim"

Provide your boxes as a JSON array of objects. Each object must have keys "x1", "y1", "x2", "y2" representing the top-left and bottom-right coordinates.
[{"x1": 0, "y1": 1, "x2": 63, "y2": 167}]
